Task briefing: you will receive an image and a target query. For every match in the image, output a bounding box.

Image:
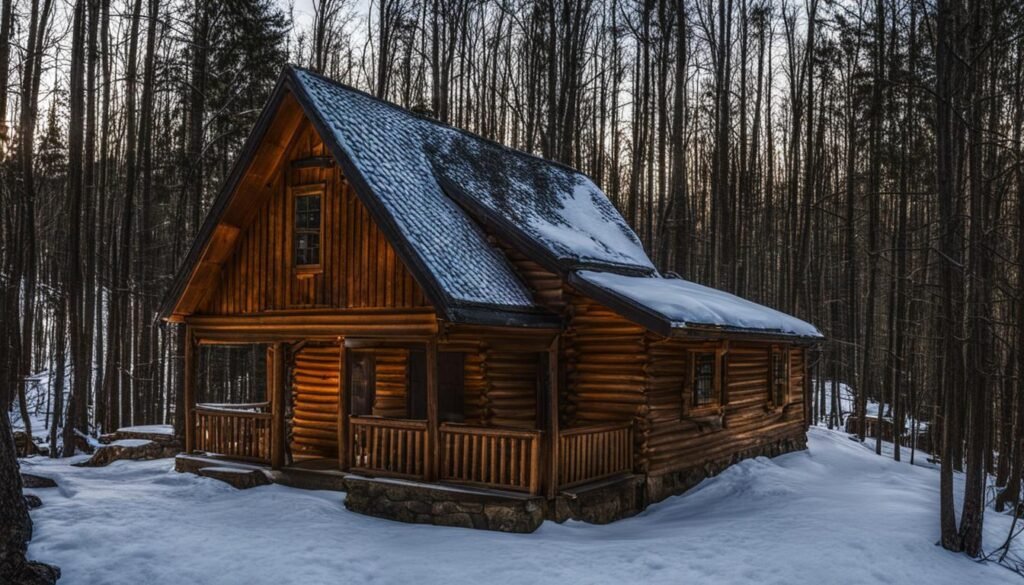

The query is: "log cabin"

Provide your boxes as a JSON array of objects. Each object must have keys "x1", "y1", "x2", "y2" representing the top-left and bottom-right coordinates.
[{"x1": 161, "y1": 66, "x2": 823, "y2": 532}]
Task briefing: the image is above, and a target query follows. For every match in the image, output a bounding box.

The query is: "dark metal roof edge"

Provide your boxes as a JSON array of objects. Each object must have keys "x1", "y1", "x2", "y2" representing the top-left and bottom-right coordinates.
[{"x1": 446, "y1": 306, "x2": 563, "y2": 329}]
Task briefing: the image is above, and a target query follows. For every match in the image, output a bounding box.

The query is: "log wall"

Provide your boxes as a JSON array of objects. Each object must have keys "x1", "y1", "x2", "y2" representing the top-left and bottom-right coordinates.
[
  {"x1": 481, "y1": 350, "x2": 540, "y2": 429},
  {"x1": 373, "y1": 349, "x2": 409, "y2": 418},
  {"x1": 201, "y1": 121, "x2": 429, "y2": 314},
  {"x1": 642, "y1": 340, "x2": 806, "y2": 478},
  {"x1": 290, "y1": 343, "x2": 340, "y2": 459}
]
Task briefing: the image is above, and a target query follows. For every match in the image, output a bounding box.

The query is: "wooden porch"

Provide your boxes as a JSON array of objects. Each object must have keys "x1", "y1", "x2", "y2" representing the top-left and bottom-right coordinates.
[{"x1": 189, "y1": 402, "x2": 634, "y2": 497}]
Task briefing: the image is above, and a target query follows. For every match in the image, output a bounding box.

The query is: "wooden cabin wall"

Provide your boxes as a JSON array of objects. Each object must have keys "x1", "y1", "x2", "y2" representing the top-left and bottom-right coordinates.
[
  {"x1": 373, "y1": 349, "x2": 408, "y2": 417},
  {"x1": 643, "y1": 340, "x2": 807, "y2": 478},
  {"x1": 481, "y1": 350, "x2": 540, "y2": 429},
  {"x1": 200, "y1": 120, "x2": 430, "y2": 314},
  {"x1": 290, "y1": 344, "x2": 340, "y2": 459},
  {"x1": 563, "y1": 295, "x2": 649, "y2": 428},
  {"x1": 496, "y1": 242, "x2": 565, "y2": 312}
]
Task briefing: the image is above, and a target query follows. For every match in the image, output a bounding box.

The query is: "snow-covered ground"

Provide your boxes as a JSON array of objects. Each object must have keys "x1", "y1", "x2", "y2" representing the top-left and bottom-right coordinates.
[{"x1": 21, "y1": 427, "x2": 1019, "y2": 585}]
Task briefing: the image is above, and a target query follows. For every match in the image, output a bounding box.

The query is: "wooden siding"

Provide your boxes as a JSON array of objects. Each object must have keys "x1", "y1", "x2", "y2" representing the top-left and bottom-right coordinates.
[
  {"x1": 642, "y1": 340, "x2": 806, "y2": 477},
  {"x1": 564, "y1": 295, "x2": 649, "y2": 426},
  {"x1": 290, "y1": 344, "x2": 340, "y2": 459},
  {"x1": 200, "y1": 121, "x2": 430, "y2": 314},
  {"x1": 373, "y1": 349, "x2": 409, "y2": 418},
  {"x1": 481, "y1": 350, "x2": 540, "y2": 429}
]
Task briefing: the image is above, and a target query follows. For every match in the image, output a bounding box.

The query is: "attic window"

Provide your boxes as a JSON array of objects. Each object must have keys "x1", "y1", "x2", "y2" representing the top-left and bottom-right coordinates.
[{"x1": 293, "y1": 186, "x2": 322, "y2": 269}]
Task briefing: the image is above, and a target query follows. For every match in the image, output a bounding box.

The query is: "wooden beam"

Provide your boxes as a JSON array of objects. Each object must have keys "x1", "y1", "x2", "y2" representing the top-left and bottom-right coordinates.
[
  {"x1": 425, "y1": 339, "x2": 438, "y2": 481},
  {"x1": 270, "y1": 342, "x2": 285, "y2": 469},
  {"x1": 186, "y1": 310, "x2": 439, "y2": 340},
  {"x1": 547, "y1": 335, "x2": 560, "y2": 499},
  {"x1": 290, "y1": 156, "x2": 334, "y2": 169},
  {"x1": 183, "y1": 326, "x2": 196, "y2": 454},
  {"x1": 338, "y1": 339, "x2": 349, "y2": 471}
]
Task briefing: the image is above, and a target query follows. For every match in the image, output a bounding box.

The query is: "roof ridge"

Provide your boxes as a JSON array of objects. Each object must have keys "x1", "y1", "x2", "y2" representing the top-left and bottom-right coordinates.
[{"x1": 286, "y1": 64, "x2": 591, "y2": 180}]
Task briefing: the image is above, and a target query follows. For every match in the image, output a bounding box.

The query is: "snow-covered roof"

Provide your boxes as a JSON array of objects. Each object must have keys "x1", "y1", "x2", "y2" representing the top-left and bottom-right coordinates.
[
  {"x1": 292, "y1": 69, "x2": 540, "y2": 315},
  {"x1": 161, "y1": 66, "x2": 822, "y2": 339},
  {"x1": 570, "y1": 271, "x2": 823, "y2": 339}
]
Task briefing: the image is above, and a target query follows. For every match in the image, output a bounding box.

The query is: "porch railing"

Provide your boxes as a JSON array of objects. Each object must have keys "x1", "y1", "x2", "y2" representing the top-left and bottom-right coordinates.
[
  {"x1": 440, "y1": 423, "x2": 543, "y2": 494},
  {"x1": 350, "y1": 416, "x2": 429, "y2": 480},
  {"x1": 194, "y1": 404, "x2": 272, "y2": 463},
  {"x1": 558, "y1": 422, "x2": 634, "y2": 489}
]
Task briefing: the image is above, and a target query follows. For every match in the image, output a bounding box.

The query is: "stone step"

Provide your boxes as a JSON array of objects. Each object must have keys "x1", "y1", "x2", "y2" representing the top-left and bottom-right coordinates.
[{"x1": 197, "y1": 466, "x2": 272, "y2": 490}]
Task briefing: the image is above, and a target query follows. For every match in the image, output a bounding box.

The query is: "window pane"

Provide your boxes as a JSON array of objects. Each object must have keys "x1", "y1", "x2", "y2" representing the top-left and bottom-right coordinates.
[
  {"x1": 294, "y1": 194, "x2": 322, "y2": 266},
  {"x1": 693, "y1": 353, "x2": 716, "y2": 407}
]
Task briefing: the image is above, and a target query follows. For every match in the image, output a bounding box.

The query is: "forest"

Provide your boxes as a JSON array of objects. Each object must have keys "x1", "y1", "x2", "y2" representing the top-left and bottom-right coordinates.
[{"x1": 0, "y1": 0, "x2": 1021, "y2": 569}]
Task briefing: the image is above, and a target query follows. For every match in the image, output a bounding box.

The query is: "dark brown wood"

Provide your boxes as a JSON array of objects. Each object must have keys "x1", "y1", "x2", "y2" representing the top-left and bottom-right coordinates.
[
  {"x1": 338, "y1": 339, "x2": 349, "y2": 470},
  {"x1": 547, "y1": 337, "x2": 560, "y2": 498},
  {"x1": 425, "y1": 339, "x2": 438, "y2": 481},
  {"x1": 184, "y1": 326, "x2": 196, "y2": 454},
  {"x1": 270, "y1": 342, "x2": 285, "y2": 469}
]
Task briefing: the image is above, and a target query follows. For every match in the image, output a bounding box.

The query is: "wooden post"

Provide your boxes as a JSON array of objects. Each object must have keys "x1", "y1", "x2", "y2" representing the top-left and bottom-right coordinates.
[
  {"x1": 425, "y1": 339, "x2": 438, "y2": 481},
  {"x1": 338, "y1": 339, "x2": 349, "y2": 471},
  {"x1": 547, "y1": 336, "x2": 560, "y2": 499},
  {"x1": 270, "y1": 342, "x2": 285, "y2": 469},
  {"x1": 183, "y1": 325, "x2": 196, "y2": 454}
]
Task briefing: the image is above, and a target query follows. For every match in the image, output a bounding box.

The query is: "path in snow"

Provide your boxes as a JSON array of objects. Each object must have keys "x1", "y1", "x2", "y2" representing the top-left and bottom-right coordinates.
[{"x1": 22, "y1": 427, "x2": 1019, "y2": 585}]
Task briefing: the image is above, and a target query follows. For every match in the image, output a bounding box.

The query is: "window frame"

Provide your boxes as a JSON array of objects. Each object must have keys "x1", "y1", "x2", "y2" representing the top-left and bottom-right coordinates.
[
  {"x1": 684, "y1": 346, "x2": 724, "y2": 417},
  {"x1": 770, "y1": 345, "x2": 791, "y2": 408},
  {"x1": 291, "y1": 184, "x2": 325, "y2": 275}
]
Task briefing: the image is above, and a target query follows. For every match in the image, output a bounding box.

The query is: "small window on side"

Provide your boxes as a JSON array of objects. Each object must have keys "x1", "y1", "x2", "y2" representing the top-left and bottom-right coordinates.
[
  {"x1": 771, "y1": 346, "x2": 790, "y2": 407},
  {"x1": 693, "y1": 353, "x2": 717, "y2": 408},
  {"x1": 683, "y1": 350, "x2": 722, "y2": 417}
]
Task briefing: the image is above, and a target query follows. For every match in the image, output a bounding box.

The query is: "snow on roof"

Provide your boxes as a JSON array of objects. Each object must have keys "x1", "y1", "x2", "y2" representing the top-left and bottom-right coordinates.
[
  {"x1": 574, "y1": 270, "x2": 824, "y2": 339},
  {"x1": 292, "y1": 69, "x2": 538, "y2": 312},
  {"x1": 429, "y1": 133, "x2": 654, "y2": 273}
]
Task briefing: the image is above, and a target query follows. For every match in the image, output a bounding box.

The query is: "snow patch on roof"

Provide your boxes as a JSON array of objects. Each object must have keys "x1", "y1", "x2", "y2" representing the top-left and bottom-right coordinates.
[
  {"x1": 576, "y1": 270, "x2": 823, "y2": 338},
  {"x1": 429, "y1": 133, "x2": 654, "y2": 272}
]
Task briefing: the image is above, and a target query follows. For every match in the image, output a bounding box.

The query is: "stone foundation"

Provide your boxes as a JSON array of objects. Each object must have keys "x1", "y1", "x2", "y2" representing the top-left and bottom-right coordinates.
[
  {"x1": 644, "y1": 433, "x2": 808, "y2": 504},
  {"x1": 550, "y1": 474, "x2": 645, "y2": 524},
  {"x1": 343, "y1": 476, "x2": 546, "y2": 533}
]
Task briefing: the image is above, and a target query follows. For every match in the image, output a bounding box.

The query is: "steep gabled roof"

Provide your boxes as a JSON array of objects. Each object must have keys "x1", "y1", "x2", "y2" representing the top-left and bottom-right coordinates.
[{"x1": 161, "y1": 66, "x2": 822, "y2": 341}]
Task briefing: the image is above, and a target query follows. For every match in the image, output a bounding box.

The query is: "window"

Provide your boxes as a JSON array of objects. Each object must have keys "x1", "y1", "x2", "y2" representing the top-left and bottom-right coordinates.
[
  {"x1": 684, "y1": 350, "x2": 722, "y2": 415},
  {"x1": 771, "y1": 346, "x2": 790, "y2": 407},
  {"x1": 294, "y1": 191, "x2": 321, "y2": 267}
]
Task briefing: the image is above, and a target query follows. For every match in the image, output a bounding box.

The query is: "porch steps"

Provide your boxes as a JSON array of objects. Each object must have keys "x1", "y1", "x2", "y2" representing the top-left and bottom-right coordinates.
[{"x1": 175, "y1": 453, "x2": 348, "y2": 492}]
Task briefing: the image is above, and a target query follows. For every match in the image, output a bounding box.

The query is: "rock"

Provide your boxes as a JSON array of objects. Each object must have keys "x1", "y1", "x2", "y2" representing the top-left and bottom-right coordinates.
[
  {"x1": 9, "y1": 561, "x2": 61, "y2": 585},
  {"x1": 23, "y1": 495, "x2": 42, "y2": 510},
  {"x1": 77, "y1": 438, "x2": 180, "y2": 467},
  {"x1": 20, "y1": 474, "x2": 57, "y2": 489},
  {"x1": 13, "y1": 431, "x2": 39, "y2": 458},
  {"x1": 197, "y1": 466, "x2": 272, "y2": 489},
  {"x1": 101, "y1": 425, "x2": 178, "y2": 446}
]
